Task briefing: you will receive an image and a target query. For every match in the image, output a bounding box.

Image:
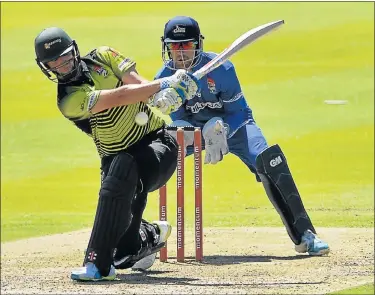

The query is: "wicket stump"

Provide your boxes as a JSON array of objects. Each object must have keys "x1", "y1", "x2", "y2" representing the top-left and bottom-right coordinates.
[{"x1": 159, "y1": 126, "x2": 203, "y2": 262}]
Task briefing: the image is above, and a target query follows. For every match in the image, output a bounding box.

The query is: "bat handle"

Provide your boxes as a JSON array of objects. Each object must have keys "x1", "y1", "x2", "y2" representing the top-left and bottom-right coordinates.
[{"x1": 192, "y1": 71, "x2": 203, "y2": 80}]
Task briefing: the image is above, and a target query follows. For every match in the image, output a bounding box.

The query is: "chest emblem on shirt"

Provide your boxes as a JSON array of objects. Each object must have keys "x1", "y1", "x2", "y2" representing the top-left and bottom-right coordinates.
[
  {"x1": 207, "y1": 77, "x2": 216, "y2": 94},
  {"x1": 93, "y1": 65, "x2": 108, "y2": 77}
]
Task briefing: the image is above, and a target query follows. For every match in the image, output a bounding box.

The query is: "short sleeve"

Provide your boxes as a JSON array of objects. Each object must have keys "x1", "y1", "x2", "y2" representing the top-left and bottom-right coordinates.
[
  {"x1": 58, "y1": 84, "x2": 101, "y2": 120},
  {"x1": 95, "y1": 46, "x2": 136, "y2": 80}
]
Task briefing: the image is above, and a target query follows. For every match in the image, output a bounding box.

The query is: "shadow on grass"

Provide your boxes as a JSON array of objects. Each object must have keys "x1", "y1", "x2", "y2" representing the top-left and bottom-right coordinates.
[
  {"x1": 72, "y1": 255, "x2": 324, "y2": 287},
  {"x1": 166, "y1": 254, "x2": 317, "y2": 265},
  {"x1": 73, "y1": 271, "x2": 325, "y2": 286}
]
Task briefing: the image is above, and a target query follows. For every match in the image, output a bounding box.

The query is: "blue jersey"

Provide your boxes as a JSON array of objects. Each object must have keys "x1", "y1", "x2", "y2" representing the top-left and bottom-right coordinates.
[{"x1": 154, "y1": 52, "x2": 254, "y2": 138}]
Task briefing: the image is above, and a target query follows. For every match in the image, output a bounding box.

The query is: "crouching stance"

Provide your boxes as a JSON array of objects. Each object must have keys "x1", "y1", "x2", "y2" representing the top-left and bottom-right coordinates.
[
  {"x1": 153, "y1": 16, "x2": 329, "y2": 256},
  {"x1": 34, "y1": 26, "x2": 199, "y2": 281}
]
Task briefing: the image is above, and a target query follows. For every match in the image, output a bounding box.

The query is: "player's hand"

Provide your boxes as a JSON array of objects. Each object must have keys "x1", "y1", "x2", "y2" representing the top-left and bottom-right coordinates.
[
  {"x1": 152, "y1": 88, "x2": 183, "y2": 115},
  {"x1": 202, "y1": 117, "x2": 229, "y2": 164},
  {"x1": 159, "y1": 69, "x2": 200, "y2": 100}
]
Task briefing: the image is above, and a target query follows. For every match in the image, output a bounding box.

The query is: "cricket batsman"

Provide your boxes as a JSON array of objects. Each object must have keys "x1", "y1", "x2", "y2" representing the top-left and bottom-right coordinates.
[
  {"x1": 152, "y1": 16, "x2": 330, "y2": 256},
  {"x1": 34, "y1": 26, "x2": 199, "y2": 281}
]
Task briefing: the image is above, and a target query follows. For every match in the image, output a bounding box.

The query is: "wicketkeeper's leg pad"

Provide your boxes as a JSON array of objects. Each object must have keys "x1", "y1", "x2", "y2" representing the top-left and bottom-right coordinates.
[{"x1": 255, "y1": 144, "x2": 316, "y2": 245}]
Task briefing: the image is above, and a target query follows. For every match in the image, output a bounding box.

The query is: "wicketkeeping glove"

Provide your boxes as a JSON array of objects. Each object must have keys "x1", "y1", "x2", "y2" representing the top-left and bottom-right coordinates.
[{"x1": 202, "y1": 117, "x2": 229, "y2": 165}]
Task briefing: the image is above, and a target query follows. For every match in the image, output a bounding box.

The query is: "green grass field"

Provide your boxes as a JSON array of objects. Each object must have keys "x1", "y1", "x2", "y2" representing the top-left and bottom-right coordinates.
[
  {"x1": 1, "y1": 3, "x2": 374, "y2": 294},
  {"x1": 330, "y1": 283, "x2": 374, "y2": 295},
  {"x1": 1, "y1": 1, "x2": 373, "y2": 246}
]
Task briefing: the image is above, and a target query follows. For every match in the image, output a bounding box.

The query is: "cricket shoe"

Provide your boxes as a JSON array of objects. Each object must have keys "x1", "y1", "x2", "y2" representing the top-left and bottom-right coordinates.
[
  {"x1": 132, "y1": 220, "x2": 172, "y2": 271},
  {"x1": 71, "y1": 262, "x2": 116, "y2": 281},
  {"x1": 113, "y1": 221, "x2": 171, "y2": 270},
  {"x1": 295, "y1": 229, "x2": 330, "y2": 256}
]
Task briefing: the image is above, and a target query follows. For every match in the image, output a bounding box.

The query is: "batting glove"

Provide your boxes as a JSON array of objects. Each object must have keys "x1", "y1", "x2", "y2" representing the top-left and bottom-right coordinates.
[
  {"x1": 152, "y1": 88, "x2": 184, "y2": 115},
  {"x1": 159, "y1": 69, "x2": 200, "y2": 101}
]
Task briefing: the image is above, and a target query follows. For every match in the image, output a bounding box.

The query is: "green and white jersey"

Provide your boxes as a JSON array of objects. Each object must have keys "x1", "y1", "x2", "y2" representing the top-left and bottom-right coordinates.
[{"x1": 57, "y1": 46, "x2": 165, "y2": 158}]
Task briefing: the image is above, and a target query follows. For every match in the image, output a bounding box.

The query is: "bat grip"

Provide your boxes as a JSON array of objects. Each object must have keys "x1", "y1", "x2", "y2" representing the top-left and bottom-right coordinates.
[{"x1": 192, "y1": 71, "x2": 204, "y2": 80}]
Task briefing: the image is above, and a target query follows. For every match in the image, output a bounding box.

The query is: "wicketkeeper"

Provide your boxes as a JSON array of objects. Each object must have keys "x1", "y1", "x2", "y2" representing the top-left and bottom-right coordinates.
[{"x1": 152, "y1": 16, "x2": 330, "y2": 256}]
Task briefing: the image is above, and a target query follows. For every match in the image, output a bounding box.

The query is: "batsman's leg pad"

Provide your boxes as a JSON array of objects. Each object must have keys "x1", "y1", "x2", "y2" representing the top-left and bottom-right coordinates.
[
  {"x1": 255, "y1": 144, "x2": 315, "y2": 245},
  {"x1": 114, "y1": 190, "x2": 149, "y2": 258},
  {"x1": 85, "y1": 153, "x2": 139, "y2": 276}
]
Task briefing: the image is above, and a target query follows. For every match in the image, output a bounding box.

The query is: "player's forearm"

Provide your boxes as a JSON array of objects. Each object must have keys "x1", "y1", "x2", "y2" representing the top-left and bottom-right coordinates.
[
  {"x1": 121, "y1": 70, "x2": 150, "y2": 85},
  {"x1": 91, "y1": 81, "x2": 161, "y2": 113}
]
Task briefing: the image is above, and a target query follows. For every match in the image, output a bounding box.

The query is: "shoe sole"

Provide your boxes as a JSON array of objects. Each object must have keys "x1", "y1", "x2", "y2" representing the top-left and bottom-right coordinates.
[
  {"x1": 308, "y1": 247, "x2": 330, "y2": 256},
  {"x1": 114, "y1": 242, "x2": 166, "y2": 269},
  {"x1": 71, "y1": 274, "x2": 116, "y2": 281},
  {"x1": 295, "y1": 242, "x2": 330, "y2": 256},
  {"x1": 131, "y1": 253, "x2": 157, "y2": 271}
]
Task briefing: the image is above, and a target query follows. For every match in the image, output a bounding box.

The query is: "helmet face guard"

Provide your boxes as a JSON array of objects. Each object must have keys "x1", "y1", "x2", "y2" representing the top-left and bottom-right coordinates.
[
  {"x1": 161, "y1": 37, "x2": 204, "y2": 70},
  {"x1": 34, "y1": 27, "x2": 82, "y2": 83},
  {"x1": 161, "y1": 16, "x2": 204, "y2": 71},
  {"x1": 36, "y1": 41, "x2": 81, "y2": 83}
]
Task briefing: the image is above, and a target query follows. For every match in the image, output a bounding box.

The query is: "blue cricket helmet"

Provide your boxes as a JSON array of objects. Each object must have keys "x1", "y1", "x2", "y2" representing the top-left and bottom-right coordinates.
[{"x1": 161, "y1": 16, "x2": 205, "y2": 70}]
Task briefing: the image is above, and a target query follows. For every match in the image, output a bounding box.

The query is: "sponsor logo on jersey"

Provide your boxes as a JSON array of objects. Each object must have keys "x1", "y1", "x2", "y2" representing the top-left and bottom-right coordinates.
[
  {"x1": 93, "y1": 65, "x2": 108, "y2": 77},
  {"x1": 207, "y1": 77, "x2": 216, "y2": 94},
  {"x1": 87, "y1": 92, "x2": 98, "y2": 111},
  {"x1": 186, "y1": 100, "x2": 223, "y2": 113},
  {"x1": 118, "y1": 58, "x2": 131, "y2": 71}
]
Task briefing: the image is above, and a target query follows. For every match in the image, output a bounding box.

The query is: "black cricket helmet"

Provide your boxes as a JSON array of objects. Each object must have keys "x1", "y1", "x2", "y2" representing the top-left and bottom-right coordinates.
[
  {"x1": 34, "y1": 27, "x2": 81, "y2": 83},
  {"x1": 161, "y1": 16, "x2": 204, "y2": 70}
]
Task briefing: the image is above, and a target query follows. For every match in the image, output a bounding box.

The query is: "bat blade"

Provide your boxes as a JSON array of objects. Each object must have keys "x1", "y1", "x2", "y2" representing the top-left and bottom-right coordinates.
[{"x1": 193, "y1": 20, "x2": 284, "y2": 80}]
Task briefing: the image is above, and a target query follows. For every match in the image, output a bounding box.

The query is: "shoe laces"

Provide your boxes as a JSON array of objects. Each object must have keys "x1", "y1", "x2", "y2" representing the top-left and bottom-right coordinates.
[
  {"x1": 302, "y1": 230, "x2": 314, "y2": 242},
  {"x1": 303, "y1": 230, "x2": 324, "y2": 246}
]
